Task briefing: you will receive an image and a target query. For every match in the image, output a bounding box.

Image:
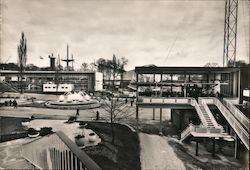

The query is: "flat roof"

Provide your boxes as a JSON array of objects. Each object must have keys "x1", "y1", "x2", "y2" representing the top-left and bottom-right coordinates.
[
  {"x1": 0, "y1": 70, "x2": 95, "y2": 75},
  {"x1": 135, "y1": 66, "x2": 240, "y2": 74}
]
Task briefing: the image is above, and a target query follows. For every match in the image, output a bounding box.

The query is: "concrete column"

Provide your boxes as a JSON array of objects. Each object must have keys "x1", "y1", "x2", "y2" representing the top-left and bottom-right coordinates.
[
  {"x1": 159, "y1": 108, "x2": 163, "y2": 134},
  {"x1": 136, "y1": 106, "x2": 139, "y2": 129},
  {"x1": 170, "y1": 74, "x2": 173, "y2": 94},
  {"x1": 170, "y1": 109, "x2": 173, "y2": 122},
  {"x1": 234, "y1": 134, "x2": 240, "y2": 159},
  {"x1": 196, "y1": 138, "x2": 199, "y2": 156},
  {"x1": 212, "y1": 138, "x2": 216, "y2": 157},
  {"x1": 153, "y1": 108, "x2": 155, "y2": 120},
  {"x1": 233, "y1": 71, "x2": 238, "y2": 97},
  {"x1": 179, "y1": 111, "x2": 183, "y2": 130},
  {"x1": 160, "y1": 73, "x2": 163, "y2": 97}
]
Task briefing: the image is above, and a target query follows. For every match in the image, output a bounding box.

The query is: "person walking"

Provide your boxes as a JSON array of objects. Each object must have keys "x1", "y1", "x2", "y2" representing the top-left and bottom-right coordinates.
[
  {"x1": 130, "y1": 99, "x2": 134, "y2": 106},
  {"x1": 96, "y1": 111, "x2": 100, "y2": 120},
  {"x1": 76, "y1": 108, "x2": 79, "y2": 116}
]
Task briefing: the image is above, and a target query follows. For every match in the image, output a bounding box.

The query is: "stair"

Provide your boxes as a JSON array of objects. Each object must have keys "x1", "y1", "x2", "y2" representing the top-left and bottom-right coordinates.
[
  {"x1": 0, "y1": 82, "x2": 19, "y2": 93},
  {"x1": 198, "y1": 105, "x2": 215, "y2": 128}
]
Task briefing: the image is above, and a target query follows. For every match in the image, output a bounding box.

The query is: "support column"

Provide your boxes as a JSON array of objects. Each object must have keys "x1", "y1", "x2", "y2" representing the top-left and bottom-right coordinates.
[
  {"x1": 196, "y1": 138, "x2": 199, "y2": 156},
  {"x1": 170, "y1": 109, "x2": 173, "y2": 122},
  {"x1": 212, "y1": 138, "x2": 216, "y2": 157},
  {"x1": 170, "y1": 74, "x2": 173, "y2": 94},
  {"x1": 179, "y1": 111, "x2": 183, "y2": 130},
  {"x1": 159, "y1": 108, "x2": 163, "y2": 135},
  {"x1": 136, "y1": 106, "x2": 139, "y2": 129},
  {"x1": 160, "y1": 73, "x2": 163, "y2": 97},
  {"x1": 153, "y1": 108, "x2": 155, "y2": 120},
  {"x1": 234, "y1": 134, "x2": 240, "y2": 159}
]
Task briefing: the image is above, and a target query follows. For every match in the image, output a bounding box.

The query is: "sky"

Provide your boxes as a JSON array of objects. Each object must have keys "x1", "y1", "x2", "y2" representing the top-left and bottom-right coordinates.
[{"x1": 1, "y1": 0, "x2": 249, "y2": 70}]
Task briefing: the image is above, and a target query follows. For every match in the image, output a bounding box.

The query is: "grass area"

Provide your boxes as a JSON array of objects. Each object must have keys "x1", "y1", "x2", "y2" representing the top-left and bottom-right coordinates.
[
  {"x1": 0, "y1": 116, "x2": 29, "y2": 143},
  {"x1": 84, "y1": 122, "x2": 141, "y2": 170},
  {"x1": 168, "y1": 139, "x2": 241, "y2": 170}
]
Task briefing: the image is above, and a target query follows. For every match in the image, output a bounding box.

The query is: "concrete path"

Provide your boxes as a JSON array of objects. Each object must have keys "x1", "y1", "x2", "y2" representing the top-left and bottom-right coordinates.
[{"x1": 139, "y1": 133, "x2": 185, "y2": 170}]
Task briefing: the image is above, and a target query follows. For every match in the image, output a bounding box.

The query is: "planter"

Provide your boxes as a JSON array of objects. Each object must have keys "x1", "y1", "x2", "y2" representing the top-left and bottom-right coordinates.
[
  {"x1": 88, "y1": 133, "x2": 97, "y2": 142},
  {"x1": 28, "y1": 132, "x2": 40, "y2": 138},
  {"x1": 21, "y1": 121, "x2": 30, "y2": 129},
  {"x1": 28, "y1": 128, "x2": 40, "y2": 138},
  {"x1": 75, "y1": 135, "x2": 85, "y2": 146}
]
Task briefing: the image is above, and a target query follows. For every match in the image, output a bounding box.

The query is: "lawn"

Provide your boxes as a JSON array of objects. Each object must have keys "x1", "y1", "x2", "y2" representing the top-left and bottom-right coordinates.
[{"x1": 83, "y1": 121, "x2": 141, "y2": 170}]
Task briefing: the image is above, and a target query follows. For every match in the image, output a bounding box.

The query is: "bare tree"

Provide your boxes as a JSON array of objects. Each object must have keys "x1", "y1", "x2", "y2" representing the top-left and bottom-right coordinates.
[
  {"x1": 17, "y1": 32, "x2": 27, "y2": 94},
  {"x1": 101, "y1": 96, "x2": 135, "y2": 144}
]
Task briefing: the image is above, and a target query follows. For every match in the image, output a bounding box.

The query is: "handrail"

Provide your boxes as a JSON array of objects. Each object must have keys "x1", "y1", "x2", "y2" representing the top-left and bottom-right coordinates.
[
  {"x1": 181, "y1": 124, "x2": 195, "y2": 139},
  {"x1": 223, "y1": 98, "x2": 249, "y2": 132},
  {"x1": 190, "y1": 99, "x2": 208, "y2": 127},
  {"x1": 22, "y1": 131, "x2": 101, "y2": 170},
  {"x1": 181, "y1": 124, "x2": 223, "y2": 141},
  {"x1": 213, "y1": 98, "x2": 249, "y2": 150}
]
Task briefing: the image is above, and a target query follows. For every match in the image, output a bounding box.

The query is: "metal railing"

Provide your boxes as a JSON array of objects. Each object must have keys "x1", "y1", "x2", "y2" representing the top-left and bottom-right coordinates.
[
  {"x1": 223, "y1": 98, "x2": 249, "y2": 132},
  {"x1": 22, "y1": 131, "x2": 101, "y2": 170},
  {"x1": 213, "y1": 98, "x2": 249, "y2": 150}
]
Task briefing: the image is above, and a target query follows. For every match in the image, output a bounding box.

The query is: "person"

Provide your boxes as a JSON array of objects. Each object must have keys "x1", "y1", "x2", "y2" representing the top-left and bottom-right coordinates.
[
  {"x1": 96, "y1": 110, "x2": 100, "y2": 120},
  {"x1": 9, "y1": 100, "x2": 12, "y2": 106},
  {"x1": 13, "y1": 99, "x2": 17, "y2": 109},
  {"x1": 130, "y1": 99, "x2": 134, "y2": 106},
  {"x1": 125, "y1": 98, "x2": 128, "y2": 104},
  {"x1": 76, "y1": 108, "x2": 79, "y2": 116}
]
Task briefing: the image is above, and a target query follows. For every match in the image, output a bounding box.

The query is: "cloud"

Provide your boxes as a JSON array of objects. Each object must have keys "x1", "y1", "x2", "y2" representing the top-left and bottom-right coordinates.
[{"x1": 1, "y1": 0, "x2": 249, "y2": 69}]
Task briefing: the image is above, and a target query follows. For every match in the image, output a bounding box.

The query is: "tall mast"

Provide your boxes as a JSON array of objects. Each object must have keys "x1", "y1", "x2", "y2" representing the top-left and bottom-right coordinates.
[{"x1": 67, "y1": 44, "x2": 69, "y2": 70}]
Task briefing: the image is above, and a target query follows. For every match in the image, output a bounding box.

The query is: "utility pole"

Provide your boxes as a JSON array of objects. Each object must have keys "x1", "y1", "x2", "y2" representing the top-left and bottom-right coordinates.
[{"x1": 223, "y1": 0, "x2": 239, "y2": 67}]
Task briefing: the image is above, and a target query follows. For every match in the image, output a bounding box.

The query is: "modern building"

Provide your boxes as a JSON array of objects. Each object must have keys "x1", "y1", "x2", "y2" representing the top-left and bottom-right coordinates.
[
  {"x1": 0, "y1": 70, "x2": 103, "y2": 93},
  {"x1": 134, "y1": 66, "x2": 249, "y2": 159}
]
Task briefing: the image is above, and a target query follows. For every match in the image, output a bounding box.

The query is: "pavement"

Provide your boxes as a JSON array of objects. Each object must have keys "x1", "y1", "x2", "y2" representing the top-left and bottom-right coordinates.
[{"x1": 139, "y1": 133, "x2": 186, "y2": 170}]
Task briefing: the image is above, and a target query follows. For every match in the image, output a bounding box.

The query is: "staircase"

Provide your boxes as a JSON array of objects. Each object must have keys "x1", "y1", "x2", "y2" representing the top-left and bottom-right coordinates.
[
  {"x1": 1, "y1": 158, "x2": 36, "y2": 170},
  {"x1": 212, "y1": 98, "x2": 249, "y2": 150},
  {"x1": 21, "y1": 131, "x2": 101, "y2": 170},
  {"x1": 0, "y1": 139, "x2": 36, "y2": 170},
  {"x1": 181, "y1": 98, "x2": 225, "y2": 142},
  {"x1": 0, "y1": 82, "x2": 19, "y2": 93},
  {"x1": 223, "y1": 98, "x2": 249, "y2": 132},
  {"x1": 199, "y1": 105, "x2": 215, "y2": 128}
]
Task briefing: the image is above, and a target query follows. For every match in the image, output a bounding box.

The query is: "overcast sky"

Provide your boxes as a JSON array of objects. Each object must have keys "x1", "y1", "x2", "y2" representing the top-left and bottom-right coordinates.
[{"x1": 1, "y1": 0, "x2": 249, "y2": 70}]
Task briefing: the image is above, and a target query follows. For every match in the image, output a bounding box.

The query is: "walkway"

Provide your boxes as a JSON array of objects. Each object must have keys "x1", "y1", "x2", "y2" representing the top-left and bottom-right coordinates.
[{"x1": 139, "y1": 133, "x2": 185, "y2": 170}]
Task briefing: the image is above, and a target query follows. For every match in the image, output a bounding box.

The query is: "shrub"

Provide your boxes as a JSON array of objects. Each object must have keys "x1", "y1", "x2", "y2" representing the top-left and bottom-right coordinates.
[
  {"x1": 40, "y1": 127, "x2": 53, "y2": 136},
  {"x1": 28, "y1": 128, "x2": 39, "y2": 135}
]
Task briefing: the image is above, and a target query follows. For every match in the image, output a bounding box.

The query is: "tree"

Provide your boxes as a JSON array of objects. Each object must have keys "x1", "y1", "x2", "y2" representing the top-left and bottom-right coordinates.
[
  {"x1": 89, "y1": 62, "x2": 97, "y2": 71},
  {"x1": 80, "y1": 62, "x2": 89, "y2": 71},
  {"x1": 96, "y1": 58, "x2": 106, "y2": 73},
  {"x1": 17, "y1": 32, "x2": 27, "y2": 93},
  {"x1": 101, "y1": 95, "x2": 135, "y2": 144},
  {"x1": 118, "y1": 57, "x2": 128, "y2": 89}
]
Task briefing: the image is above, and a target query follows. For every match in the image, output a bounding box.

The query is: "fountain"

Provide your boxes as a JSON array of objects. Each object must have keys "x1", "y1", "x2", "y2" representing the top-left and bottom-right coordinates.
[{"x1": 45, "y1": 91, "x2": 101, "y2": 109}]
